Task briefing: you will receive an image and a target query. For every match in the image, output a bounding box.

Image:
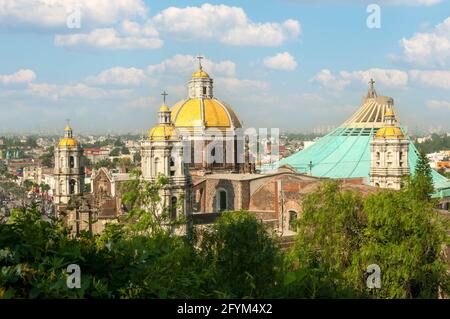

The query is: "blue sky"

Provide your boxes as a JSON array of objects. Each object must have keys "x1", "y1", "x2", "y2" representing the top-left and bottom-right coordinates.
[{"x1": 0, "y1": 0, "x2": 449, "y2": 134}]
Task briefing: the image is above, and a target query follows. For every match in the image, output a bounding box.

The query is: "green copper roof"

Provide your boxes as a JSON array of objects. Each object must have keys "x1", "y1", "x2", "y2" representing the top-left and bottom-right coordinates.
[{"x1": 266, "y1": 126, "x2": 450, "y2": 198}]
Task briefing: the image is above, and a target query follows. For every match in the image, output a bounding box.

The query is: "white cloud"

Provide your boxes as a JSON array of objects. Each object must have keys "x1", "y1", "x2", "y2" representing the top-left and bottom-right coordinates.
[
  {"x1": 54, "y1": 26, "x2": 162, "y2": 50},
  {"x1": 409, "y1": 70, "x2": 450, "y2": 89},
  {"x1": 400, "y1": 17, "x2": 450, "y2": 67},
  {"x1": 341, "y1": 68, "x2": 409, "y2": 87},
  {"x1": 288, "y1": 0, "x2": 442, "y2": 6},
  {"x1": 152, "y1": 3, "x2": 300, "y2": 46},
  {"x1": 426, "y1": 99, "x2": 450, "y2": 109},
  {"x1": 86, "y1": 67, "x2": 147, "y2": 86},
  {"x1": 311, "y1": 68, "x2": 408, "y2": 91},
  {"x1": 147, "y1": 54, "x2": 236, "y2": 77},
  {"x1": 263, "y1": 52, "x2": 298, "y2": 71},
  {"x1": 310, "y1": 69, "x2": 350, "y2": 91},
  {"x1": 0, "y1": 69, "x2": 36, "y2": 84},
  {"x1": 0, "y1": 0, "x2": 148, "y2": 28},
  {"x1": 27, "y1": 82, "x2": 131, "y2": 100}
]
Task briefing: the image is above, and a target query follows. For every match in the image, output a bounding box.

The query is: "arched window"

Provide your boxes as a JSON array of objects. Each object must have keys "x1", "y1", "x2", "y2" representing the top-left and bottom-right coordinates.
[
  {"x1": 169, "y1": 157, "x2": 175, "y2": 176},
  {"x1": 69, "y1": 179, "x2": 76, "y2": 194},
  {"x1": 170, "y1": 196, "x2": 178, "y2": 220},
  {"x1": 376, "y1": 152, "x2": 380, "y2": 160},
  {"x1": 69, "y1": 156, "x2": 75, "y2": 168},
  {"x1": 154, "y1": 158, "x2": 160, "y2": 176},
  {"x1": 288, "y1": 211, "x2": 298, "y2": 232},
  {"x1": 203, "y1": 87, "x2": 207, "y2": 95},
  {"x1": 216, "y1": 188, "x2": 227, "y2": 212}
]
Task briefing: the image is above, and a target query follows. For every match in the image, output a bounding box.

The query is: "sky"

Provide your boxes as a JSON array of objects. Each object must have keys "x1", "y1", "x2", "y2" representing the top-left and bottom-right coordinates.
[{"x1": 0, "y1": 0, "x2": 449, "y2": 135}]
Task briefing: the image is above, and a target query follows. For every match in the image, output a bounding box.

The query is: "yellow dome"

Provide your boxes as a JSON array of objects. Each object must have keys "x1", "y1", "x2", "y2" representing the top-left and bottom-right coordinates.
[
  {"x1": 64, "y1": 126, "x2": 72, "y2": 131},
  {"x1": 375, "y1": 126, "x2": 404, "y2": 139},
  {"x1": 148, "y1": 124, "x2": 177, "y2": 141},
  {"x1": 171, "y1": 98, "x2": 241, "y2": 130},
  {"x1": 192, "y1": 68, "x2": 210, "y2": 78},
  {"x1": 58, "y1": 137, "x2": 78, "y2": 147},
  {"x1": 159, "y1": 104, "x2": 170, "y2": 112}
]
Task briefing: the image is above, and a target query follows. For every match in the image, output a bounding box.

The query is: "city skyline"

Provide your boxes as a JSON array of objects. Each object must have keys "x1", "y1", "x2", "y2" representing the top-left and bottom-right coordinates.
[{"x1": 0, "y1": 0, "x2": 449, "y2": 134}]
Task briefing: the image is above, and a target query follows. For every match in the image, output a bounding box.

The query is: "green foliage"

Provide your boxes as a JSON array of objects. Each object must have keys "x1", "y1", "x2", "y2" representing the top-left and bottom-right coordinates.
[
  {"x1": 415, "y1": 133, "x2": 450, "y2": 154},
  {"x1": 289, "y1": 180, "x2": 450, "y2": 299},
  {"x1": 94, "y1": 159, "x2": 115, "y2": 170},
  {"x1": 1, "y1": 175, "x2": 448, "y2": 299},
  {"x1": 200, "y1": 211, "x2": 282, "y2": 298},
  {"x1": 39, "y1": 146, "x2": 54, "y2": 168},
  {"x1": 109, "y1": 148, "x2": 120, "y2": 157},
  {"x1": 409, "y1": 151, "x2": 434, "y2": 201}
]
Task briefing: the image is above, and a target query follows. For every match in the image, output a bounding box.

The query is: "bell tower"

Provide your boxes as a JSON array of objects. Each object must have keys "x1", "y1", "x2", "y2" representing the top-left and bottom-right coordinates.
[
  {"x1": 54, "y1": 122, "x2": 84, "y2": 205},
  {"x1": 370, "y1": 109, "x2": 409, "y2": 190}
]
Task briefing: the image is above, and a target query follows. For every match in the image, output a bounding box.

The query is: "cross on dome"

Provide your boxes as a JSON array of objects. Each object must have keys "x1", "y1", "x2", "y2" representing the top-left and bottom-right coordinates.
[
  {"x1": 161, "y1": 90, "x2": 168, "y2": 105},
  {"x1": 196, "y1": 55, "x2": 204, "y2": 70},
  {"x1": 366, "y1": 78, "x2": 378, "y2": 99}
]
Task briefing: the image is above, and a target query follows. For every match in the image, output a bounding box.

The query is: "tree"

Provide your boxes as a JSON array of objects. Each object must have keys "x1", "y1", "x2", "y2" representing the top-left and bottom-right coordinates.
[
  {"x1": 94, "y1": 159, "x2": 115, "y2": 170},
  {"x1": 39, "y1": 146, "x2": 54, "y2": 168},
  {"x1": 200, "y1": 211, "x2": 282, "y2": 298},
  {"x1": 409, "y1": 151, "x2": 434, "y2": 201},
  {"x1": 109, "y1": 148, "x2": 120, "y2": 157},
  {"x1": 121, "y1": 146, "x2": 130, "y2": 155},
  {"x1": 289, "y1": 180, "x2": 450, "y2": 299}
]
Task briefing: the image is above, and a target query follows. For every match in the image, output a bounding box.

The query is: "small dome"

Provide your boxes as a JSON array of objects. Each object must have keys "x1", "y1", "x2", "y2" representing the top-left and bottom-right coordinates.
[
  {"x1": 159, "y1": 104, "x2": 170, "y2": 112},
  {"x1": 58, "y1": 137, "x2": 78, "y2": 147},
  {"x1": 64, "y1": 126, "x2": 72, "y2": 131},
  {"x1": 148, "y1": 124, "x2": 177, "y2": 141},
  {"x1": 192, "y1": 68, "x2": 210, "y2": 78},
  {"x1": 375, "y1": 126, "x2": 404, "y2": 139}
]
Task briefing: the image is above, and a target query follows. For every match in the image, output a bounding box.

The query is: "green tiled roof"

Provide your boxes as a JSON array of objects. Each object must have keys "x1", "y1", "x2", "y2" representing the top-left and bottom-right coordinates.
[{"x1": 266, "y1": 126, "x2": 450, "y2": 198}]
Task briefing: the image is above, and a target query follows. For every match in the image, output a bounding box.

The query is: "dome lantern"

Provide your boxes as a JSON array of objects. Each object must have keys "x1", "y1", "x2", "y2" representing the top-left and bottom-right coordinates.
[{"x1": 188, "y1": 55, "x2": 213, "y2": 99}]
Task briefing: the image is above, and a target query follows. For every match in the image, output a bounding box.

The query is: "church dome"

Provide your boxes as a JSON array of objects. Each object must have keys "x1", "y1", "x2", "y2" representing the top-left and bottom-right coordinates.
[
  {"x1": 58, "y1": 125, "x2": 78, "y2": 147},
  {"x1": 375, "y1": 126, "x2": 404, "y2": 139},
  {"x1": 148, "y1": 124, "x2": 177, "y2": 141},
  {"x1": 171, "y1": 98, "x2": 241, "y2": 130},
  {"x1": 192, "y1": 68, "x2": 210, "y2": 78},
  {"x1": 58, "y1": 137, "x2": 78, "y2": 147}
]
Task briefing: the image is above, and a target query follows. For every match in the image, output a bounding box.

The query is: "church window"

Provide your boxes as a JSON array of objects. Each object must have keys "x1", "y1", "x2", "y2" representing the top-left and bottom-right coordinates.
[
  {"x1": 170, "y1": 196, "x2": 177, "y2": 220},
  {"x1": 60, "y1": 157, "x2": 64, "y2": 168},
  {"x1": 217, "y1": 189, "x2": 227, "y2": 212},
  {"x1": 203, "y1": 87, "x2": 207, "y2": 95},
  {"x1": 154, "y1": 158, "x2": 160, "y2": 176},
  {"x1": 69, "y1": 179, "x2": 76, "y2": 194},
  {"x1": 376, "y1": 152, "x2": 380, "y2": 160},
  {"x1": 69, "y1": 156, "x2": 75, "y2": 168},
  {"x1": 288, "y1": 211, "x2": 298, "y2": 232}
]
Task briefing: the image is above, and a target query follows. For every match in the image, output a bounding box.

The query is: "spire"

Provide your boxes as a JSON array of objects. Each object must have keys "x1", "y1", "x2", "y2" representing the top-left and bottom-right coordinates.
[
  {"x1": 196, "y1": 55, "x2": 204, "y2": 70},
  {"x1": 64, "y1": 119, "x2": 73, "y2": 138},
  {"x1": 366, "y1": 78, "x2": 377, "y2": 99},
  {"x1": 158, "y1": 90, "x2": 171, "y2": 124}
]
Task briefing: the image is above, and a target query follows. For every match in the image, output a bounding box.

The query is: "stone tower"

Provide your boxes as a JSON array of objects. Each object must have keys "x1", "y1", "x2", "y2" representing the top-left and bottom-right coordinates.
[
  {"x1": 141, "y1": 92, "x2": 190, "y2": 228},
  {"x1": 54, "y1": 123, "x2": 84, "y2": 205},
  {"x1": 370, "y1": 109, "x2": 409, "y2": 190}
]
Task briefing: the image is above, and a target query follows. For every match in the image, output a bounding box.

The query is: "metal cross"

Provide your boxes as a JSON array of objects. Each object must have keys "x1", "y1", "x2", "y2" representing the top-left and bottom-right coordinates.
[
  {"x1": 369, "y1": 78, "x2": 375, "y2": 89},
  {"x1": 161, "y1": 91, "x2": 168, "y2": 105},
  {"x1": 196, "y1": 55, "x2": 204, "y2": 70}
]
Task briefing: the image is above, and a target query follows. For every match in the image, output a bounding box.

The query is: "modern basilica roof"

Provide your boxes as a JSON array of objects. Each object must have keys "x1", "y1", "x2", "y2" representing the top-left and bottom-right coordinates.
[{"x1": 267, "y1": 80, "x2": 450, "y2": 198}]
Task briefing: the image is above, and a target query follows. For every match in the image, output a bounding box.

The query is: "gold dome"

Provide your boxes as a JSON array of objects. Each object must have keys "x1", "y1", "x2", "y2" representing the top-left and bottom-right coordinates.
[
  {"x1": 375, "y1": 126, "x2": 404, "y2": 139},
  {"x1": 148, "y1": 124, "x2": 177, "y2": 141},
  {"x1": 64, "y1": 126, "x2": 72, "y2": 131},
  {"x1": 171, "y1": 98, "x2": 241, "y2": 130},
  {"x1": 159, "y1": 104, "x2": 170, "y2": 112},
  {"x1": 192, "y1": 68, "x2": 210, "y2": 78},
  {"x1": 58, "y1": 137, "x2": 78, "y2": 147}
]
